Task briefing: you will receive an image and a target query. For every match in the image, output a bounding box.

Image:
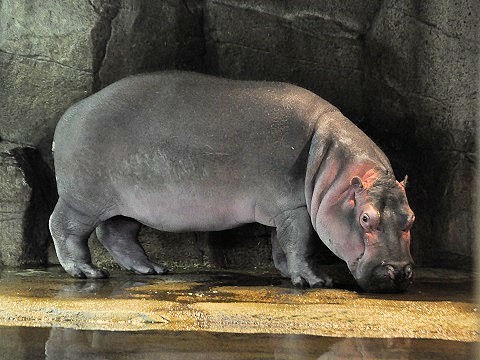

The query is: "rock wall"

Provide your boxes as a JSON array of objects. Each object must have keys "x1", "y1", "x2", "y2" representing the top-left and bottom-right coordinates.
[
  {"x1": 0, "y1": 142, "x2": 55, "y2": 267},
  {"x1": 0, "y1": 0, "x2": 478, "y2": 271},
  {"x1": 363, "y1": 1, "x2": 478, "y2": 268}
]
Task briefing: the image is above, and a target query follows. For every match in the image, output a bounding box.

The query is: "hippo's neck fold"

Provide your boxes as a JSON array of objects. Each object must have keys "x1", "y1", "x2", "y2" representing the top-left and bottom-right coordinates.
[{"x1": 304, "y1": 111, "x2": 392, "y2": 235}]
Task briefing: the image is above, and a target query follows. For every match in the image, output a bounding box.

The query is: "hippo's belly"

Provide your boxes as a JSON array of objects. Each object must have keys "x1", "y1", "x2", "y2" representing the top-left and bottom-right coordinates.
[{"x1": 118, "y1": 187, "x2": 258, "y2": 232}]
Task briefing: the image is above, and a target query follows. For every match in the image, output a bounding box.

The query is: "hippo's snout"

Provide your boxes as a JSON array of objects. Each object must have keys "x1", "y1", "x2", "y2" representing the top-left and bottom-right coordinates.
[{"x1": 358, "y1": 262, "x2": 414, "y2": 293}]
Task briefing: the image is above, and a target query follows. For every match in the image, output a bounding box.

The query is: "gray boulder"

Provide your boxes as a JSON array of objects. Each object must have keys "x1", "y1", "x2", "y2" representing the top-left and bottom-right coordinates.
[{"x1": 0, "y1": 0, "x2": 95, "y2": 157}]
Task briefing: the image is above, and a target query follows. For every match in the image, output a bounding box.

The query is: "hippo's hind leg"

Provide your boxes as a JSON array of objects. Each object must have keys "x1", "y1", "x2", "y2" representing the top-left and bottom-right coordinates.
[
  {"x1": 49, "y1": 198, "x2": 108, "y2": 278},
  {"x1": 275, "y1": 206, "x2": 333, "y2": 288},
  {"x1": 96, "y1": 216, "x2": 168, "y2": 275}
]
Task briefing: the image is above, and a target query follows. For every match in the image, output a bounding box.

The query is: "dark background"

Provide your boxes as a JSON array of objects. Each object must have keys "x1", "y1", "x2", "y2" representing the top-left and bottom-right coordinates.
[{"x1": 0, "y1": 0, "x2": 477, "y2": 272}]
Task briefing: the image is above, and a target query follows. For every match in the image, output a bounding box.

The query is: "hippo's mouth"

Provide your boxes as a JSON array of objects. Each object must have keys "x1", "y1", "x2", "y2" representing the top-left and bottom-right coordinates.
[
  {"x1": 346, "y1": 237, "x2": 413, "y2": 292},
  {"x1": 351, "y1": 256, "x2": 415, "y2": 293},
  {"x1": 361, "y1": 268, "x2": 412, "y2": 293}
]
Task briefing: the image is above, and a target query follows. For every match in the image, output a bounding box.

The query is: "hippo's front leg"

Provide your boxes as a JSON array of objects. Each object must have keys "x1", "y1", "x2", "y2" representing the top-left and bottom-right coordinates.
[{"x1": 274, "y1": 206, "x2": 333, "y2": 288}]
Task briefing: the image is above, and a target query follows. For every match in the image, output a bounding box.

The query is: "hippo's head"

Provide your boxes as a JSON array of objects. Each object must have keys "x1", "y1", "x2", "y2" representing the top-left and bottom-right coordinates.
[{"x1": 318, "y1": 170, "x2": 415, "y2": 292}]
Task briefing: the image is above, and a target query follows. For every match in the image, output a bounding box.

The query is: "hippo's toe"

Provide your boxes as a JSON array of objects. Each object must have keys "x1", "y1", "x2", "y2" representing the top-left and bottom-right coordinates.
[
  {"x1": 128, "y1": 260, "x2": 168, "y2": 276},
  {"x1": 64, "y1": 263, "x2": 109, "y2": 279},
  {"x1": 310, "y1": 275, "x2": 334, "y2": 288},
  {"x1": 291, "y1": 276, "x2": 309, "y2": 288}
]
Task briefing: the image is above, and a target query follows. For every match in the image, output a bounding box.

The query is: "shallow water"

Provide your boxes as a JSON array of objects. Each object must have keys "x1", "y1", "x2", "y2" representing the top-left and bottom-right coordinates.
[
  {"x1": 0, "y1": 326, "x2": 475, "y2": 360},
  {"x1": 0, "y1": 266, "x2": 474, "y2": 303}
]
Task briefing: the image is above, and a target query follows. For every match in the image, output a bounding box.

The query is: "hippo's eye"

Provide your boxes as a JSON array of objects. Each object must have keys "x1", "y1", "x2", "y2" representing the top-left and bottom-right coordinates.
[{"x1": 359, "y1": 206, "x2": 380, "y2": 231}]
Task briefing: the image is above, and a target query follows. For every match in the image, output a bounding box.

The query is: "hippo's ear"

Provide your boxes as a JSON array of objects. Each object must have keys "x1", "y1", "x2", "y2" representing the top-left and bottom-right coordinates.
[
  {"x1": 350, "y1": 176, "x2": 364, "y2": 191},
  {"x1": 400, "y1": 175, "x2": 408, "y2": 188}
]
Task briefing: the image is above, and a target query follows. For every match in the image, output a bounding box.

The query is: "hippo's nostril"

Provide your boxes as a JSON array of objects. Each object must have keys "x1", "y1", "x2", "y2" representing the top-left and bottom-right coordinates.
[
  {"x1": 385, "y1": 265, "x2": 396, "y2": 280},
  {"x1": 365, "y1": 262, "x2": 414, "y2": 292},
  {"x1": 404, "y1": 264, "x2": 413, "y2": 280}
]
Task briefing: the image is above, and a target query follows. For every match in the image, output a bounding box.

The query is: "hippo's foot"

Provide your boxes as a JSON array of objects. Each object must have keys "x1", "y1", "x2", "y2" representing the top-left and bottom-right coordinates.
[
  {"x1": 49, "y1": 198, "x2": 109, "y2": 279},
  {"x1": 63, "y1": 263, "x2": 109, "y2": 279},
  {"x1": 96, "y1": 216, "x2": 168, "y2": 276},
  {"x1": 290, "y1": 267, "x2": 333, "y2": 288}
]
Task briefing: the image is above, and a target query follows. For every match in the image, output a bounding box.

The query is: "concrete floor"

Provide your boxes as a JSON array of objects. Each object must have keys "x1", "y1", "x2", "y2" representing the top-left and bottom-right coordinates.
[{"x1": 0, "y1": 266, "x2": 477, "y2": 343}]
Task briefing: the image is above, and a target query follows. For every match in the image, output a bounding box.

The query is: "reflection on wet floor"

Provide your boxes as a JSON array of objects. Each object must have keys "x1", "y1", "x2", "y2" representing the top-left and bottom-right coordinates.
[
  {"x1": 0, "y1": 266, "x2": 474, "y2": 303},
  {"x1": 0, "y1": 326, "x2": 475, "y2": 360}
]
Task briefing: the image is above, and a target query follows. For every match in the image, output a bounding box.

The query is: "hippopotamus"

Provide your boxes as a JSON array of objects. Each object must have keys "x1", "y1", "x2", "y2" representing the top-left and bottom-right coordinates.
[{"x1": 49, "y1": 71, "x2": 415, "y2": 292}]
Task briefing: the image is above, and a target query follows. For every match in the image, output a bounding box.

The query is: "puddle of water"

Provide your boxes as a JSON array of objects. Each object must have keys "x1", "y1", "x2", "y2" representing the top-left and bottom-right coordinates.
[
  {"x1": 0, "y1": 267, "x2": 474, "y2": 303},
  {"x1": 0, "y1": 326, "x2": 475, "y2": 360}
]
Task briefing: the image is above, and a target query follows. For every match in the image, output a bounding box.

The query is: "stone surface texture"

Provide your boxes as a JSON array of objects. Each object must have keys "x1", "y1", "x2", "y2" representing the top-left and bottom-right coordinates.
[
  {"x1": 96, "y1": 0, "x2": 205, "y2": 89},
  {"x1": 0, "y1": 0, "x2": 95, "y2": 157},
  {"x1": 1, "y1": 0, "x2": 478, "y2": 270},
  {"x1": 363, "y1": 0, "x2": 478, "y2": 268}
]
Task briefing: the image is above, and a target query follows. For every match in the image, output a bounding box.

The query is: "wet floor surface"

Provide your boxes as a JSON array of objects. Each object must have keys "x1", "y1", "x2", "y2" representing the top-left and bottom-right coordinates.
[{"x1": 0, "y1": 267, "x2": 477, "y2": 358}]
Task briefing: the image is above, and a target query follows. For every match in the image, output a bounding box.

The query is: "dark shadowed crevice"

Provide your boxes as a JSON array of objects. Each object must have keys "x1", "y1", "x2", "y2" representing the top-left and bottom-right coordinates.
[
  {"x1": 9, "y1": 147, "x2": 57, "y2": 267},
  {"x1": 193, "y1": 0, "x2": 208, "y2": 69},
  {"x1": 91, "y1": 0, "x2": 121, "y2": 91},
  {"x1": 174, "y1": 0, "x2": 207, "y2": 72}
]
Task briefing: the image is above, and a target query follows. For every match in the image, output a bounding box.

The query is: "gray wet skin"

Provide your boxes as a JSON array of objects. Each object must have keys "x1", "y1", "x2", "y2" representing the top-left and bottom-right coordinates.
[{"x1": 49, "y1": 71, "x2": 415, "y2": 292}]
